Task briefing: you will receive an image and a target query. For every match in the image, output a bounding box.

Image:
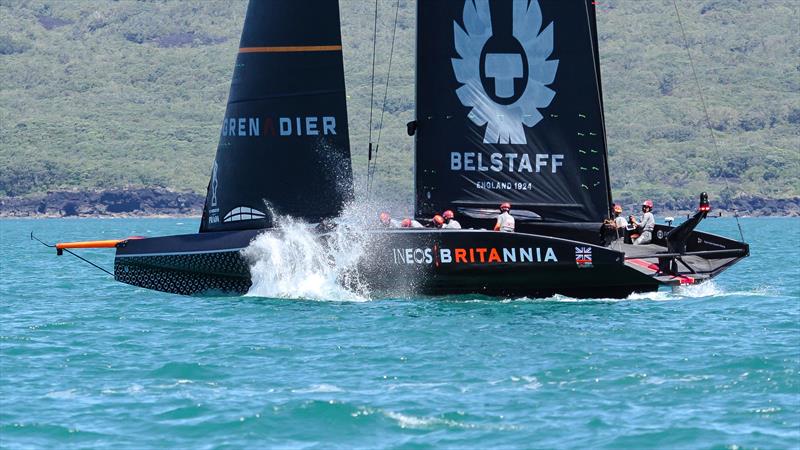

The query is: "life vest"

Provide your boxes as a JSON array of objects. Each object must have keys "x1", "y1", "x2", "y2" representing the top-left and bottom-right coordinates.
[
  {"x1": 497, "y1": 212, "x2": 515, "y2": 232},
  {"x1": 640, "y1": 212, "x2": 655, "y2": 232}
]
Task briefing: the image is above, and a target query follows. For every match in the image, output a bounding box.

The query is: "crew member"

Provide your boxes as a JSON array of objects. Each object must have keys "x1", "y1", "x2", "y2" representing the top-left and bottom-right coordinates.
[
  {"x1": 379, "y1": 212, "x2": 400, "y2": 228},
  {"x1": 630, "y1": 200, "x2": 655, "y2": 245},
  {"x1": 432, "y1": 215, "x2": 445, "y2": 229},
  {"x1": 441, "y1": 210, "x2": 461, "y2": 229},
  {"x1": 400, "y1": 218, "x2": 423, "y2": 228},
  {"x1": 613, "y1": 204, "x2": 628, "y2": 229},
  {"x1": 494, "y1": 202, "x2": 515, "y2": 232}
]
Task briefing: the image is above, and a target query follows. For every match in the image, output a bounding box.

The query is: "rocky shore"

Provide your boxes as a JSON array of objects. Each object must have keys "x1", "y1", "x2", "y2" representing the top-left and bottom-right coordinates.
[
  {"x1": 0, "y1": 188, "x2": 204, "y2": 218},
  {"x1": 1, "y1": 189, "x2": 798, "y2": 218},
  {"x1": 616, "y1": 196, "x2": 800, "y2": 218}
]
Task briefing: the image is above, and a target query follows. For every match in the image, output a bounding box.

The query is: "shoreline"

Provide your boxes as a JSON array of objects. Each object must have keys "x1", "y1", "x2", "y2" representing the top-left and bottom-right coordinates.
[
  {"x1": 0, "y1": 213, "x2": 202, "y2": 219},
  {"x1": 2, "y1": 189, "x2": 798, "y2": 218},
  {"x1": 0, "y1": 188, "x2": 205, "y2": 219},
  {"x1": 3, "y1": 209, "x2": 798, "y2": 219}
]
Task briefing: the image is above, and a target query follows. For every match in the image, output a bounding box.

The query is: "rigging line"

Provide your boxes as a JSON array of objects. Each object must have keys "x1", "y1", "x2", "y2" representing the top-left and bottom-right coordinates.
[
  {"x1": 583, "y1": 2, "x2": 613, "y2": 217},
  {"x1": 30, "y1": 231, "x2": 55, "y2": 248},
  {"x1": 370, "y1": 0, "x2": 401, "y2": 196},
  {"x1": 366, "y1": 0, "x2": 379, "y2": 199},
  {"x1": 672, "y1": 0, "x2": 744, "y2": 242},
  {"x1": 30, "y1": 232, "x2": 114, "y2": 277},
  {"x1": 62, "y1": 248, "x2": 115, "y2": 277}
]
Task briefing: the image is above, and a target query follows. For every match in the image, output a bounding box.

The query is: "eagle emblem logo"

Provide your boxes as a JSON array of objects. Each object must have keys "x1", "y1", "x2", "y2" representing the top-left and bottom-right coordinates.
[
  {"x1": 452, "y1": 0, "x2": 558, "y2": 144},
  {"x1": 210, "y1": 160, "x2": 219, "y2": 207}
]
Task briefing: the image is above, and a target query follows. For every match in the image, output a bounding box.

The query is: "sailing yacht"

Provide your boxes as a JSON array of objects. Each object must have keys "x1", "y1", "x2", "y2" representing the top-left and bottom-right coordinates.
[{"x1": 50, "y1": 0, "x2": 749, "y2": 298}]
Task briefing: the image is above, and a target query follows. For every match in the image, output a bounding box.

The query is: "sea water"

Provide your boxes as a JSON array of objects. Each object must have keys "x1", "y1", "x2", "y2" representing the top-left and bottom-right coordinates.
[{"x1": 0, "y1": 217, "x2": 798, "y2": 448}]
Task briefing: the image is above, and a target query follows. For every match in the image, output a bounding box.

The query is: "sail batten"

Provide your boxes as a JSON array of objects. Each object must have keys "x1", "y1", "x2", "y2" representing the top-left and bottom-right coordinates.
[
  {"x1": 415, "y1": 0, "x2": 612, "y2": 223},
  {"x1": 238, "y1": 45, "x2": 343, "y2": 53},
  {"x1": 200, "y1": 0, "x2": 352, "y2": 232}
]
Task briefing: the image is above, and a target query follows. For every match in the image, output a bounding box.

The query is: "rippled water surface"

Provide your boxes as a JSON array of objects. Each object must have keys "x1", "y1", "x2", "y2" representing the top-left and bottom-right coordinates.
[{"x1": 1, "y1": 217, "x2": 798, "y2": 448}]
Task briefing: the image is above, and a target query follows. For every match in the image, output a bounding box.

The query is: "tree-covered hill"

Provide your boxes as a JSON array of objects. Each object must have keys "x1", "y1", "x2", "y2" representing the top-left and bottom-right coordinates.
[{"x1": 1, "y1": 0, "x2": 798, "y2": 213}]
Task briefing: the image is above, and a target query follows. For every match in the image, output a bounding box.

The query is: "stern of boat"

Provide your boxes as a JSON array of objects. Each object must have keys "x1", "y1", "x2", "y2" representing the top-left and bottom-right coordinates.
[{"x1": 621, "y1": 226, "x2": 749, "y2": 287}]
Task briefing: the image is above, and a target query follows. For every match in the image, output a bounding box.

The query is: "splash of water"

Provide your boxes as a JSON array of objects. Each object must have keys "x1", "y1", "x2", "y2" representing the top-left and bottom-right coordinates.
[
  {"x1": 672, "y1": 280, "x2": 724, "y2": 297},
  {"x1": 488, "y1": 280, "x2": 770, "y2": 303},
  {"x1": 627, "y1": 280, "x2": 769, "y2": 302},
  {"x1": 242, "y1": 203, "x2": 381, "y2": 301}
]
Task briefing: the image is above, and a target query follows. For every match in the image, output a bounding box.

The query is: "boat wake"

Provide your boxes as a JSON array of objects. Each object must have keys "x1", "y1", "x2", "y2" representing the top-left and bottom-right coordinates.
[
  {"x1": 242, "y1": 204, "x2": 377, "y2": 302},
  {"x1": 451, "y1": 280, "x2": 771, "y2": 304},
  {"x1": 499, "y1": 281, "x2": 769, "y2": 303},
  {"x1": 627, "y1": 281, "x2": 770, "y2": 302}
]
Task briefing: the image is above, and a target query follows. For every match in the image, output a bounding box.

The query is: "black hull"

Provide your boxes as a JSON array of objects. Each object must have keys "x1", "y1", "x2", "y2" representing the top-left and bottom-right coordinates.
[
  {"x1": 115, "y1": 229, "x2": 259, "y2": 296},
  {"x1": 114, "y1": 228, "x2": 747, "y2": 299}
]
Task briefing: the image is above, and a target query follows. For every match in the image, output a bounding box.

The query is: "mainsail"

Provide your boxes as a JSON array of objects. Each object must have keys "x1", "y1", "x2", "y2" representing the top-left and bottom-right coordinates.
[
  {"x1": 200, "y1": 0, "x2": 352, "y2": 232},
  {"x1": 415, "y1": 0, "x2": 612, "y2": 223}
]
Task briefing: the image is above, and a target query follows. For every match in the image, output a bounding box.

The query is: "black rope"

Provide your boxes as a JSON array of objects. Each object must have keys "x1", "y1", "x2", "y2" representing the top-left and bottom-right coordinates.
[
  {"x1": 369, "y1": 0, "x2": 401, "y2": 198},
  {"x1": 734, "y1": 209, "x2": 745, "y2": 242},
  {"x1": 366, "y1": 0, "x2": 379, "y2": 200},
  {"x1": 62, "y1": 248, "x2": 115, "y2": 277},
  {"x1": 30, "y1": 231, "x2": 55, "y2": 248},
  {"x1": 672, "y1": 0, "x2": 745, "y2": 242}
]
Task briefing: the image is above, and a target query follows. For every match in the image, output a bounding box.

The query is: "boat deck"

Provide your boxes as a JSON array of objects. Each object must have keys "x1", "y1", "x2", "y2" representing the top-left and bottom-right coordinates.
[
  {"x1": 613, "y1": 242, "x2": 663, "y2": 258},
  {"x1": 614, "y1": 241, "x2": 738, "y2": 285}
]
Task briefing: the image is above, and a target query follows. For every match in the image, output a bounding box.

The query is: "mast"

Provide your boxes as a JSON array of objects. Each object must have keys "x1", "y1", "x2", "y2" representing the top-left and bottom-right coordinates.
[
  {"x1": 200, "y1": 0, "x2": 352, "y2": 232},
  {"x1": 414, "y1": 0, "x2": 611, "y2": 223}
]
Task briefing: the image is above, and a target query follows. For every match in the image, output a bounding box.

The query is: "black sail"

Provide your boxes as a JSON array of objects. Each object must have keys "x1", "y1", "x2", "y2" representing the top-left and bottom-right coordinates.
[
  {"x1": 415, "y1": 0, "x2": 612, "y2": 223},
  {"x1": 200, "y1": 0, "x2": 353, "y2": 232}
]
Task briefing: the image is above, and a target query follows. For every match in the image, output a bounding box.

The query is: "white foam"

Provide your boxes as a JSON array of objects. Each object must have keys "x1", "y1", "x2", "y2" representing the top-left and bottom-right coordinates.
[
  {"x1": 673, "y1": 280, "x2": 724, "y2": 297},
  {"x1": 384, "y1": 411, "x2": 441, "y2": 428},
  {"x1": 243, "y1": 204, "x2": 377, "y2": 301},
  {"x1": 383, "y1": 410, "x2": 520, "y2": 431},
  {"x1": 291, "y1": 384, "x2": 343, "y2": 393},
  {"x1": 488, "y1": 280, "x2": 770, "y2": 303},
  {"x1": 45, "y1": 389, "x2": 77, "y2": 399},
  {"x1": 628, "y1": 280, "x2": 778, "y2": 302}
]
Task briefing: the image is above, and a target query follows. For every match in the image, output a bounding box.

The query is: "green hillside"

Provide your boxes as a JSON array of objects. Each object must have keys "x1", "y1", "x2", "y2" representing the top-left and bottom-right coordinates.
[{"x1": 1, "y1": 0, "x2": 798, "y2": 210}]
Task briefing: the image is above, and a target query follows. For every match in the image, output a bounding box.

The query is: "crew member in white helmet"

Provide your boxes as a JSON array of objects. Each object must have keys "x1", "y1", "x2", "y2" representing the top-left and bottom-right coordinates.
[
  {"x1": 494, "y1": 202, "x2": 515, "y2": 232},
  {"x1": 441, "y1": 210, "x2": 461, "y2": 229}
]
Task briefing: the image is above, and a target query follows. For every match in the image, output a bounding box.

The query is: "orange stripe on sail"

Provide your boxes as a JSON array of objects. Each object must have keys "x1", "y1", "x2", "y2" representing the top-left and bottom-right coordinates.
[{"x1": 238, "y1": 45, "x2": 342, "y2": 53}]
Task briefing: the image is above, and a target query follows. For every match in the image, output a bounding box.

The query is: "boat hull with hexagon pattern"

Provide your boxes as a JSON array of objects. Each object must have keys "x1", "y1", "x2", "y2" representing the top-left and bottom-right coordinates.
[{"x1": 112, "y1": 226, "x2": 747, "y2": 298}]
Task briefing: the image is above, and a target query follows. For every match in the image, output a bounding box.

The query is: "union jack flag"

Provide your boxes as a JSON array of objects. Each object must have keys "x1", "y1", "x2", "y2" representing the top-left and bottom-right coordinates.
[{"x1": 575, "y1": 247, "x2": 593, "y2": 265}]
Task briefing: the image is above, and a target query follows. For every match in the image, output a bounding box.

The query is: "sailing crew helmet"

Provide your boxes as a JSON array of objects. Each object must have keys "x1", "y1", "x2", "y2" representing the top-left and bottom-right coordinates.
[
  {"x1": 380, "y1": 212, "x2": 391, "y2": 224},
  {"x1": 401, "y1": 218, "x2": 412, "y2": 228},
  {"x1": 433, "y1": 215, "x2": 444, "y2": 226},
  {"x1": 642, "y1": 200, "x2": 654, "y2": 209},
  {"x1": 500, "y1": 202, "x2": 511, "y2": 212},
  {"x1": 613, "y1": 204, "x2": 623, "y2": 213},
  {"x1": 442, "y1": 210, "x2": 454, "y2": 220}
]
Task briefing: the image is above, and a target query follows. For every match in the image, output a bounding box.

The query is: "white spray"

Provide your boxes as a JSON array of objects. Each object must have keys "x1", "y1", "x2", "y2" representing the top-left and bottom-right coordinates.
[{"x1": 242, "y1": 202, "x2": 386, "y2": 301}]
